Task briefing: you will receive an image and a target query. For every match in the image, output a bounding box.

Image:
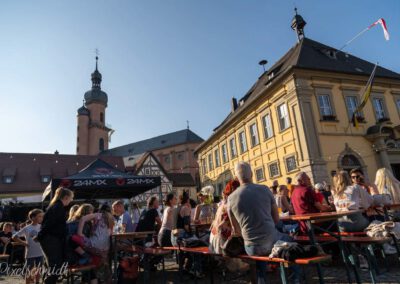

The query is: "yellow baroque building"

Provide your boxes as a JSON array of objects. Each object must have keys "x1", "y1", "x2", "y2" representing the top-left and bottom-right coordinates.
[{"x1": 194, "y1": 37, "x2": 400, "y2": 196}]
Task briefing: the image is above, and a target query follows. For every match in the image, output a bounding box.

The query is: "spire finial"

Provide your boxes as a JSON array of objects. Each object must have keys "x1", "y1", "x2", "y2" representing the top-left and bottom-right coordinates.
[
  {"x1": 95, "y1": 48, "x2": 99, "y2": 71},
  {"x1": 82, "y1": 99, "x2": 85, "y2": 106},
  {"x1": 294, "y1": 7, "x2": 298, "y2": 15},
  {"x1": 186, "y1": 120, "x2": 190, "y2": 129}
]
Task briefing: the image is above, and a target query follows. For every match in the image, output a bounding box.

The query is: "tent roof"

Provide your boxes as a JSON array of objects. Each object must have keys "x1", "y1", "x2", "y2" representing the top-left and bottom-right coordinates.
[{"x1": 43, "y1": 159, "x2": 160, "y2": 200}]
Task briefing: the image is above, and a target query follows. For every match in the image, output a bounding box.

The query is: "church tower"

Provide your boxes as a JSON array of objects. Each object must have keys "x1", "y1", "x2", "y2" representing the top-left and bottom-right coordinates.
[{"x1": 76, "y1": 56, "x2": 111, "y2": 155}]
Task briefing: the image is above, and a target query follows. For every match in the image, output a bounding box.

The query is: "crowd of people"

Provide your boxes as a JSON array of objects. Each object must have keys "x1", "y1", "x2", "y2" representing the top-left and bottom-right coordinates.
[{"x1": 1, "y1": 163, "x2": 400, "y2": 284}]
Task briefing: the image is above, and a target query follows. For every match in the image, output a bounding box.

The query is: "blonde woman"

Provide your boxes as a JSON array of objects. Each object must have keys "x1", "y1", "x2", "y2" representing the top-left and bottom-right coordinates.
[
  {"x1": 332, "y1": 171, "x2": 372, "y2": 232},
  {"x1": 375, "y1": 168, "x2": 400, "y2": 204}
]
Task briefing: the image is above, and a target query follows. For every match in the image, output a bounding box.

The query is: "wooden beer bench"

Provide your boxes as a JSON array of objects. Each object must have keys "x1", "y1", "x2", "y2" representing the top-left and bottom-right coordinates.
[
  {"x1": 294, "y1": 235, "x2": 393, "y2": 284},
  {"x1": 162, "y1": 246, "x2": 331, "y2": 284},
  {"x1": 66, "y1": 263, "x2": 97, "y2": 284}
]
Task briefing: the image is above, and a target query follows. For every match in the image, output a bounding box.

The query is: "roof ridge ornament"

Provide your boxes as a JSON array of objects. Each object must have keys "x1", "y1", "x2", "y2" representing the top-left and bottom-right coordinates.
[{"x1": 291, "y1": 7, "x2": 306, "y2": 42}]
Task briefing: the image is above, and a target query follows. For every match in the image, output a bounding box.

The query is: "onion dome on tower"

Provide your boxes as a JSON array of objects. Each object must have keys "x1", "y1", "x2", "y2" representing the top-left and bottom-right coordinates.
[
  {"x1": 77, "y1": 101, "x2": 90, "y2": 116},
  {"x1": 84, "y1": 56, "x2": 108, "y2": 106}
]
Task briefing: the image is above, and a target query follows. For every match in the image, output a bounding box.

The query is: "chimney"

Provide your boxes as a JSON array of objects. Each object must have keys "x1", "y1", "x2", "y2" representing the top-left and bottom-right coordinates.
[{"x1": 231, "y1": 97, "x2": 238, "y2": 112}]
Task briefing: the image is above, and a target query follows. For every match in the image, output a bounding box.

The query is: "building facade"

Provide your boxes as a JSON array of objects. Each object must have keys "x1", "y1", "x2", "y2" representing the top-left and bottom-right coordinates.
[
  {"x1": 77, "y1": 56, "x2": 112, "y2": 156},
  {"x1": 101, "y1": 129, "x2": 203, "y2": 183},
  {"x1": 129, "y1": 152, "x2": 196, "y2": 205},
  {"x1": 195, "y1": 15, "x2": 400, "y2": 195}
]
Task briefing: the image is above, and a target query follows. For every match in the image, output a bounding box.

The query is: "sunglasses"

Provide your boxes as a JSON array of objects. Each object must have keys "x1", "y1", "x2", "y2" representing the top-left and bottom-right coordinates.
[{"x1": 351, "y1": 175, "x2": 361, "y2": 179}]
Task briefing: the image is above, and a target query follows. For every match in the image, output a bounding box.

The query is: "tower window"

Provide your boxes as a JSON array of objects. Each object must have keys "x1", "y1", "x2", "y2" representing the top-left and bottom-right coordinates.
[
  {"x1": 100, "y1": 112, "x2": 104, "y2": 123},
  {"x1": 99, "y1": 138, "x2": 105, "y2": 152}
]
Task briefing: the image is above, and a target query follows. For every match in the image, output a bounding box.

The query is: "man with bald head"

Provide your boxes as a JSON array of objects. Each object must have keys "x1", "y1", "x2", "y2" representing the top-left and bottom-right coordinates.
[
  {"x1": 228, "y1": 161, "x2": 292, "y2": 283},
  {"x1": 291, "y1": 172, "x2": 332, "y2": 234}
]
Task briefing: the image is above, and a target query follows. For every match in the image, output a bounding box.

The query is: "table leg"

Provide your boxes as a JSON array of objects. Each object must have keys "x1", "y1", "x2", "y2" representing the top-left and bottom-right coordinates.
[
  {"x1": 279, "y1": 263, "x2": 288, "y2": 284},
  {"x1": 208, "y1": 255, "x2": 214, "y2": 284},
  {"x1": 347, "y1": 244, "x2": 361, "y2": 284},
  {"x1": 306, "y1": 221, "x2": 325, "y2": 284},
  {"x1": 364, "y1": 247, "x2": 377, "y2": 284},
  {"x1": 112, "y1": 236, "x2": 118, "y2": 282},
  {"x1": 335, "y1": 224, "x2": 354, "y2": 284},
  {"x1": 143, "y1": 253, "x2": 150, "y2": 284}
]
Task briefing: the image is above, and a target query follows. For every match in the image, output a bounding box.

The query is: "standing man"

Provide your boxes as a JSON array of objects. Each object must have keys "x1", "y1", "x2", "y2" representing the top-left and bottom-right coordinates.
[{"x1": 112, "y1": 200, "x2": 134, "y2": 233}]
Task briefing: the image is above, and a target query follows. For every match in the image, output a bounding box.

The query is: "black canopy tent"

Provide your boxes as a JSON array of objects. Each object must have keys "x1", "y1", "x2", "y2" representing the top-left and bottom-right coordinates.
[{"x1": 42, "y1": 159, "x2": 161, "y2": 200}]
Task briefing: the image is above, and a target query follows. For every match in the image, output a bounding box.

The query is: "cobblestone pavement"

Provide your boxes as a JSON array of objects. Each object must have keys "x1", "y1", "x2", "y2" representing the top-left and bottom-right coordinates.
[{"x1": 1, "y1": 256, "x2": 400, "y2": 283}]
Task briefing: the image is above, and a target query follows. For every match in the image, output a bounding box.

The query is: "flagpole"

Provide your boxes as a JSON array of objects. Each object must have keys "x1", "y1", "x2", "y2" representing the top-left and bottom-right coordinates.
[{"x1": 337, "y1": 27, "x2": 370, "y2": 54}]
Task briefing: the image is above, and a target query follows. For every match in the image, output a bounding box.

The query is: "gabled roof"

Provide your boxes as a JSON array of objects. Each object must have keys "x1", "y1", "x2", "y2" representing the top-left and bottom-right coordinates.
[
  {"x1": 0, "y1": 152, "x2": 124, "y2": 196},
  {"x1": 128, "y1": 152, "x2": 195, "y2": 187},
  {"x1": 295, "y1": 38, "x2": 400, "y2": 79},
  {"x1": 132, "y1": 152, "x2": 168, "y2": 176},
  {"x1": 101, "y1": 129, "x2": 204, "y2": 157},
  {"x1": 196, "y1": 37, "x2": 400, "y2": 153}
]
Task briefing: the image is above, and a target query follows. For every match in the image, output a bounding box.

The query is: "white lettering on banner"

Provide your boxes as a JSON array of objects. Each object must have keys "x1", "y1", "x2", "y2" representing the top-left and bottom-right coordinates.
[
  {"x1": 73, "y1": 180, "x2": 107, "y2": 187},
  {"x1": 126, "y1": 178, "x2": 155, "y2": 185}
]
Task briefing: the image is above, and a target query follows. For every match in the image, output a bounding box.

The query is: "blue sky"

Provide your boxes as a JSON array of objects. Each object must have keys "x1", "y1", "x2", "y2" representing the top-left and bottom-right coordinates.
[{"x1": 0, "y1": 0, "x2": 399, "y2": 154}]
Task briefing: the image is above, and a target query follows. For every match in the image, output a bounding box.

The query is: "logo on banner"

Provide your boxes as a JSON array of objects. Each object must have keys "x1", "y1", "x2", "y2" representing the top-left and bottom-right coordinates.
[
  {"x1": 116, "y1": 178, "x2": 126, "y2": 186},
  {"x1": 126, "y1": 178, "x2": 156, "y2": 185},
  {"x1": 60, "y1": 179, "x2": 72, "y2": 188},
  {"x1": 94, "y1": 168, "x2": 114, "y2": 175},
  {"x1": 74, "y1": 180, "x2": 107, "y2": 187}
]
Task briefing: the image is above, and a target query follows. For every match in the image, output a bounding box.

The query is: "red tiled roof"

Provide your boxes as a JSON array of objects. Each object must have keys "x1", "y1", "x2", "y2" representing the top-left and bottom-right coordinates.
[{"x1": 0, "y1": 152, "x2": 124, "y2": 195}]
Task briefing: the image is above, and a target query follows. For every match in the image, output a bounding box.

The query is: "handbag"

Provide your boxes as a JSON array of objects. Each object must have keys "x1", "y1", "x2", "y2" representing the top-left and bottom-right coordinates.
[
  {"x1": 222, "y1": 236, "x2": 245, "y2": 257},
  {"x1": 373, "y1": 194, "x2": 393, "y2": 206}
]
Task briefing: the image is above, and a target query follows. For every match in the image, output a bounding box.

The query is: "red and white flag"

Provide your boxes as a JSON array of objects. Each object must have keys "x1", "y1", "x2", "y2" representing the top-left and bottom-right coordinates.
[{"x1": 368, "y1": 18, "x2": 390, "y2": 40}]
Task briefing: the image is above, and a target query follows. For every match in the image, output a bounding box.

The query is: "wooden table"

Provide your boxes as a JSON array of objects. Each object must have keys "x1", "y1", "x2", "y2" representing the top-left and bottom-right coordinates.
[
  {"x1": 191, "y1": 222, "x2": 212, "y2": 238},
  {"x1": 372, "y1": 203, "x2": 400, "y2": 221},
  {"x1": 111, "y1": 231, "x2": 155, "y2": 282},
  {"x1": 281, "y1": 210, "x2": 363, "y2": 284}
]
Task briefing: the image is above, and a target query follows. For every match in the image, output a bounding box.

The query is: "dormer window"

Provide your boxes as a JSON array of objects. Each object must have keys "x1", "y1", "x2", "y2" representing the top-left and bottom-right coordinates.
[
  {"x1": 41, "y1": 176, "x2": 51, "y2": 183},
  {"x1": 322, "y1": 49, "x2": 337, "y2": 60},
  {"x1": 3, "y1": 176, "x2": 13, "y2": 184}
]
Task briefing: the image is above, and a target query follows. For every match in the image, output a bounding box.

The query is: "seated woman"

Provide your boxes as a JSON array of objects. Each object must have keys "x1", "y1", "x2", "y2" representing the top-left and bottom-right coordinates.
[
  {"x1": 275, "y1": 185, "x2": 293, "y2": 214},
  {"x1": 171, "y1": 193, "x2": 192, "y2": 246},
  {"x1": 66, "y1": 204, "x2": 97, "y2": 284},
  {"x1": 375, "y1": 167, "x2": 400, "y2": 203},
  {"x1": 72, "y1": 204, "x2": 115, "y2": 283},
  {"x1": 209, "y1": 180, "x2": 239, "y2": 254},
  {"x1": 332, "y1": 171, "x2": 373, "y2": 232},
  {"x1": 171, "y1": 192, "x2": 204, "y2": 278},
  {"x1": 66, "y1": 204, "x2": 94, "y2": 265}
]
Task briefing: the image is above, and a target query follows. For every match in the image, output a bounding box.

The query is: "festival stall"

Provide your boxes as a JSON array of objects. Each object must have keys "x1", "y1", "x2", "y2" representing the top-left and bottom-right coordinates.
[{"x1": 42, "y1": 158, "x2": 161, "y2": 200}]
